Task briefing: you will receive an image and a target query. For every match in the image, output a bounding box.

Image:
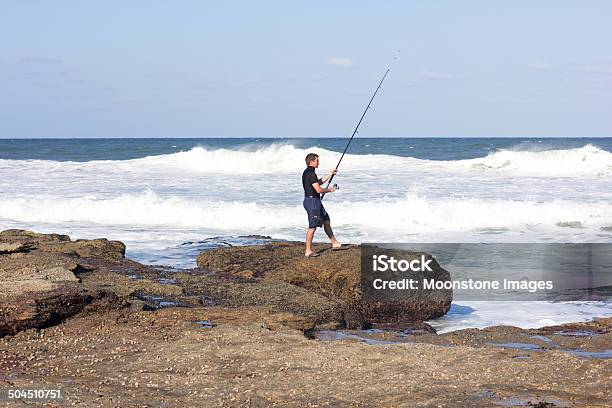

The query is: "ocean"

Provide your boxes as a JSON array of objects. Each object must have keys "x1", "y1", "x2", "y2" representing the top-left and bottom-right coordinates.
[{"x1": 1, "y1": 137, "x2": 611, "y2": 332}]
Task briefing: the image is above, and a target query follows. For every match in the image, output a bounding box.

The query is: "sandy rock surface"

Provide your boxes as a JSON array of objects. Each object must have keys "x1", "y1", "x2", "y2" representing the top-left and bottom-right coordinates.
[
  {"x1": 0, "y1": 230, "x2": 610, "y2": 407},
  {"x1": 1, "y1": 309, "x2": 610, "y2": 407}
]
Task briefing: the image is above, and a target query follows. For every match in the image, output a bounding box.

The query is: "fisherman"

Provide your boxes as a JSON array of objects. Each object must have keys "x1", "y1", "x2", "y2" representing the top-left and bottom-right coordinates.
[
  {"x1": 299, "y1": 67, "x2": 390, "y2": 257},
  {"x1": 302, "y1": 153, "x2": 340, "y2": 257}
]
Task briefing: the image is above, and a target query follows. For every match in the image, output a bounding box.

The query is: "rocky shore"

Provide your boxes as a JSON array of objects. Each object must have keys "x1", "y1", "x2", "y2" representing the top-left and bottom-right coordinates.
[{"x1": 1, "y1": 230, "x2": 610, "y2": 407}]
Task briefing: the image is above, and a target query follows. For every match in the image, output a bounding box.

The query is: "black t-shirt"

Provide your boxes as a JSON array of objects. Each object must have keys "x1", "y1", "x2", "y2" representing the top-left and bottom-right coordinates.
[{"x1": 302, "y1": 166, "x2": 322, "y2": 198}]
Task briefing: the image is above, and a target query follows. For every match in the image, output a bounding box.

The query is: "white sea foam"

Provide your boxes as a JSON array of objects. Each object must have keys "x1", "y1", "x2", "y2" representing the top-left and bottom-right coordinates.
[
  {"x1": 109, "y1": 142, "x2": 612, "y2": 177},
  {"x1": 1, "y1": 191, "x2": 610, "y2": 240},
  {"x1": 429, "y1": 301, "x2": 612, "y2": 333},
  {"x1": 1, "y1": 143, "x2": 610, "y2": 177},
  {"x1": 462, "y1": 144, "x2": 612, "y2": 176}
]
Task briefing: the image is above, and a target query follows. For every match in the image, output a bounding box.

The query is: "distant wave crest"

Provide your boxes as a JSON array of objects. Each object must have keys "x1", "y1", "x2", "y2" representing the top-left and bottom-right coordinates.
[
  {"x1": 463, "y1": 144, "x2": 612, "y2": 176},
  {"x1": 1, "y1": 143, "x2": 610, "y2": 177}
]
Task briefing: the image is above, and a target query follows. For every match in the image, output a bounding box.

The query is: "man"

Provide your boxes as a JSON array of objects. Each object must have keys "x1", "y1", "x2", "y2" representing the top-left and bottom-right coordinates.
[{"x1": 302, "y1": 153, "x2": 340, "y2": 257}]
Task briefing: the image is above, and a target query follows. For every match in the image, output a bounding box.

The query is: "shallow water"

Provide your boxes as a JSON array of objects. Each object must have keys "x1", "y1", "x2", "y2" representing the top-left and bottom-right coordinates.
[
  {"x1": 562, "y1": 349, "x2": 612, "y2": 359},
  {"x1": 194, "y1": 320, "x2": 214, "y2": 329},
  {"x1": 486, "y1": 342, "x2": 545, "y2": 351},
  {"x1": 313, "y1": 330, "x2": 410, "y2": 345}
]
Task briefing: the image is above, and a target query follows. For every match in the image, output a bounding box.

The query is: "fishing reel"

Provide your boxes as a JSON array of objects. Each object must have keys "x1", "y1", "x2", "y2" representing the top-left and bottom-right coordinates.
[{"x1": 332, "y1": 183, "x2": 339, "y2": 190}]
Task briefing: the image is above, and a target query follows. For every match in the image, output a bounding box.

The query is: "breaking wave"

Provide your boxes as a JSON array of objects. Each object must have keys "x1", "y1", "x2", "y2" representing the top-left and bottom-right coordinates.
[
  {"x1": 1, "y1": 143, "x2": 609, "y2": 177},
  {"x1": 1, "y1": 191, "x2": 610, "y2": 237},
  {"x1": 462, "y1": 144, "x2": 612, "y2": 176}
]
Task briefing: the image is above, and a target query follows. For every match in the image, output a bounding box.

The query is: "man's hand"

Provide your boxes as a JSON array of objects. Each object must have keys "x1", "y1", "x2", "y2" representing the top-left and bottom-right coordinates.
[
  {"x1": 319, "y1": 169, "x2": 338, "y2": 185},
  {"x1": 324, "y1": 169, "x2": 338, "y2": 183},
  {"x1": 328, "y1": 185, "x2": 337, "y2": 192}
]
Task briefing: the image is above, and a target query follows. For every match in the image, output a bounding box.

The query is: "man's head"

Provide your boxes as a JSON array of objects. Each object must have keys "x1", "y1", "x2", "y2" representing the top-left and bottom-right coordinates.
[{"x1": 305, "y1": 153, "x2": 319, "y2": 168}]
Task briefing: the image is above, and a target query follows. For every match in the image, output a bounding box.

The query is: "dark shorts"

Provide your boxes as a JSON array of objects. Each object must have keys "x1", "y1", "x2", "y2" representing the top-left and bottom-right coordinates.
[{"x1": 303, "y1": 197, "x2": 330, "y2": 228}]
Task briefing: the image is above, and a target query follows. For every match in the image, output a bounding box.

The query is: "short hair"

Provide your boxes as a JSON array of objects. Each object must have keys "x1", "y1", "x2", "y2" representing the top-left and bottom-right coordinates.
[{"x1": 305, "y1": 153, "x2": 319, "y2": 166}]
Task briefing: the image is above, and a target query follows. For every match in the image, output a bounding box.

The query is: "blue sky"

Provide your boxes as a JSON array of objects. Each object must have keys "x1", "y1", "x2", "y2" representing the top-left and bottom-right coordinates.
[{"x1": 1, "y1": 1, "x2": 611, "y2": 138}]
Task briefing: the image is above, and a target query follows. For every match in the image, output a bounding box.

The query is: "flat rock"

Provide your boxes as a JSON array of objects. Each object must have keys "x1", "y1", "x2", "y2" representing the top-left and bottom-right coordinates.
[
  {"x1": 0, "y1": 242, "x2": 27, "y2": 254},
  {"x1": 0, "y1": 286, "x2": 120, "y2": 337},
  {"x1": 0, "y1": 229, "x2": 125, "y2": 260},
  {"x1": 0, "y1": 229, "x2": 128, "y2": 337},
  {"x1": 197, "y1": 242, "x2": 452, "y2": 323}
]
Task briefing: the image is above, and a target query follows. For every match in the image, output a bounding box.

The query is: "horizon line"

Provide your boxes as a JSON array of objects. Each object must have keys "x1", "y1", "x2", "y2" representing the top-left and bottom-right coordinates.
[{"x1": 1, "y1": 135, "x2": 612, "y2": 140}]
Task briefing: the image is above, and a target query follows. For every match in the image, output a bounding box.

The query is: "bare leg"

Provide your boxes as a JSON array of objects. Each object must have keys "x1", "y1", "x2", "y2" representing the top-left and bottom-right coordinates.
[
  {"x1": 323, "y1": 220, "x2": 339, "y2": 247},
  {"x1": 305, "y1": 228, "x2": 316, "y2": 255}
]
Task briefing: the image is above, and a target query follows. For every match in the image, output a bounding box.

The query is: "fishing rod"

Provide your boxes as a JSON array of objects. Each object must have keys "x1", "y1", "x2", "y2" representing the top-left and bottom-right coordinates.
[{"x1": 321, "y1": 68, "x2": 390, "y2": 200}]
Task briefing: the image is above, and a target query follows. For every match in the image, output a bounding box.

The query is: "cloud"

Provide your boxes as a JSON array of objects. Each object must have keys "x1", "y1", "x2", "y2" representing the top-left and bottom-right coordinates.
[
  {"x1": 419, "y1": 70, "x2": 454, "y2": 80},
  {"x1": 251, "y1": 96, "x2": 276, "y2": 104},
  {"x1": 327, "y1": 57, "x2": 354, "y2": 67},
  {"x1": 20, "y1": 57, "x2": 62, "y2": 64},
  {"x1": 115, "y1": 96, "x2": 152, "y2": 104},
  {"x1": 585, "y1": 82, "x2": 612, "y2": 91},
  {"x1": 580, "y1": 62, "x2": 612, "y2": 74},
  {"x1": 245, "y1": 75, "x2": 264, "y2": 83},
  {"x1": 528, "y1": 62, "x2": 553, "y2": 70},
  {"x1": 487, "y1": 97, "x2": 518, "y2": 104},
  {"x1": 145, "y1": 72, "x2": 195, "y2": 78},
  {"x1": 397, "y1": 77, "x2": 424, "y2": 85}
]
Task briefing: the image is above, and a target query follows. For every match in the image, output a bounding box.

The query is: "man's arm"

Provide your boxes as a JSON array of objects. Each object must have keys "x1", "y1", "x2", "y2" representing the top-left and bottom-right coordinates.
[
  {"x1": 319, "y1": 169, "x2": 338, "y2": 184},
  {"x1": 312, "y1": 182, "x2": 336, "y2": 194}
]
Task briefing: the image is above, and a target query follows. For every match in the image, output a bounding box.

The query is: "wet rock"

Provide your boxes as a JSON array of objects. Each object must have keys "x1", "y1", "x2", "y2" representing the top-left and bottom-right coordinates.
[
  {"x1": 179, "y1": 271, "x2": 360, "y2": 329},
  {"x1": 555, "y1": 221, "x2": 583, "y2": 229},
  {"x1": 197, "y1": 242, "x2": 452, "y2": 323},
  {"x1": 239, "y1": 234, "x2": 272, "y2": 239},
  {"x1": 0, "y1": 286, "x2": 119, "y2": 337},
  {"x1": 538, "y1": 318, "x2": 611, "y2": 335},
  {"x1": 372, "y1": 321, "x2": 437, "y2": 335}
]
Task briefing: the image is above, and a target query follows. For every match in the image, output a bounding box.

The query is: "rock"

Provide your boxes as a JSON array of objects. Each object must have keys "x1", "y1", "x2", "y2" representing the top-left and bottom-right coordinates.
[
  {"x1": 1, "y1": 256, "x2": 81, "y2": 296},
  {"x1": 0, "y1": 229, "x2": 70, "y2": 244},
  {"x1": 0, "y1": 229, "x2": 128, "y2": 337},
  {"x1": 555, "y1": 221, "x2": 583, "y2": 229},
  {"x1": 63, "y1": 238, "x2": 126, "y2": 260},
  {"x1": 0, "y1": 231, "x2": 610, "y2": 407},
  {"x1": 0, "y1": 243, "x2": 27, "y2": 254},
  {"x1": 40, "y1": 266, "x2": 81, "y2": 282},
  {"x1": 0, "y1": 229, "x2": 125, "y2": 260},
  {"x1": 1, "y1": 229, "x2": 347, "y2": 337},
  {"x1": 178, "y1": 271, "x2": 362, "y2": 329},
  {"x1": 1, "y1": 230, "x2": 446, "y2": 336},
  {"x1": 360, "y1": 247, "x2": 453, "y2": 322},
  {"x1": 1, "y1": 307, "x2": 609, "y2": 407},
  {"x1": 0, "y1": 286, "x2": 118, "y2": 337},
  {"x1": 197, "y1": 242, "x2": 452, "y2": 323},
  {"x1": 372, "y1": 321, "x2": 437, "y2": 335}
]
